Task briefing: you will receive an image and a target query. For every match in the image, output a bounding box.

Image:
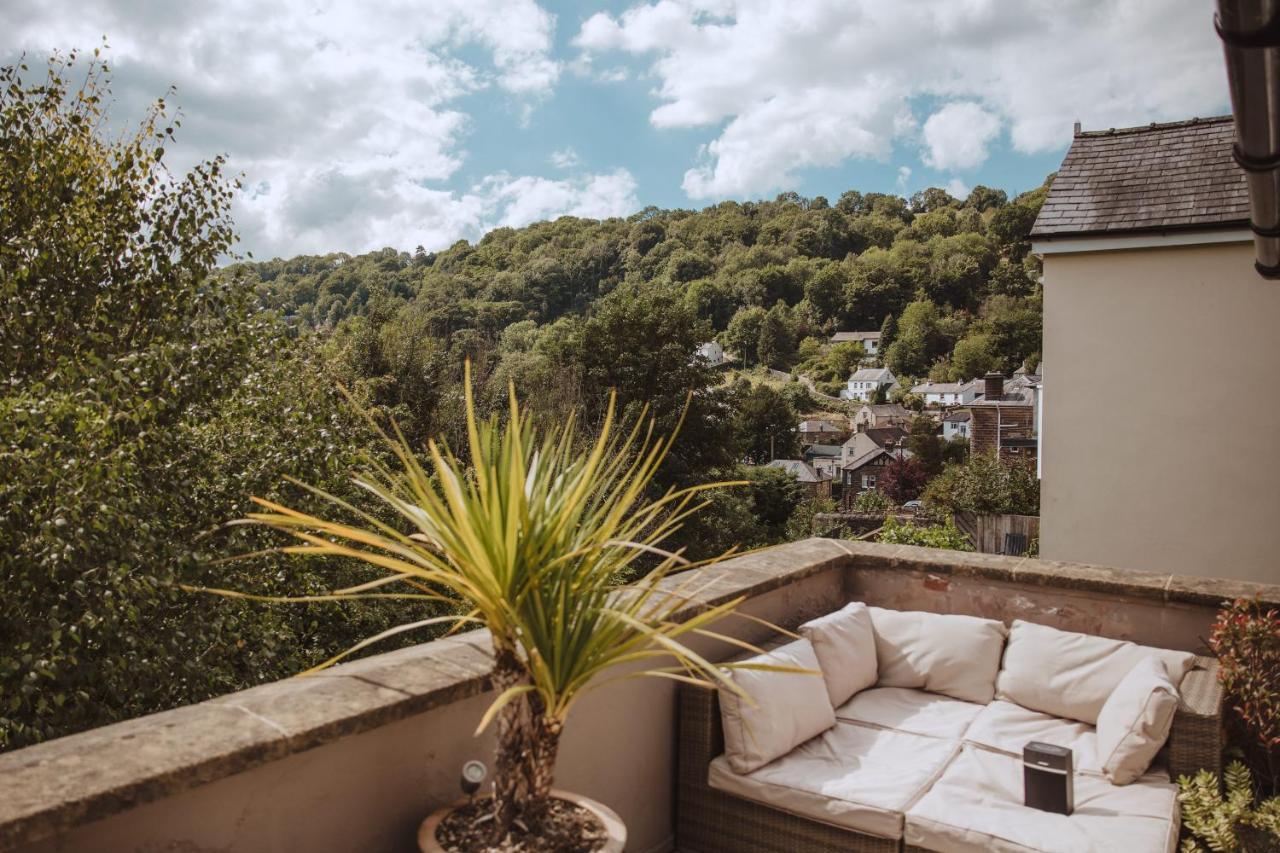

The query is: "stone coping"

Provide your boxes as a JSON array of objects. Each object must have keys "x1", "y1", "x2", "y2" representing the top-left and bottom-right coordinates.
[
  {"x1": 2, "y1": 537, "x2": 1276, "y2": 849},
  {"x1": 832, "y1": 540, "x2": 1280, "y2": 608},
  {"x1": 0, "y1": 538, "x2": 850, "y2": 850}
]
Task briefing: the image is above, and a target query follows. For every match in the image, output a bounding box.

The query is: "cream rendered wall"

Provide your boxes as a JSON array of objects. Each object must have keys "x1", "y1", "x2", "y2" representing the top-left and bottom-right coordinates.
[{"x1": 1040, "y1": 239, "x2": 1280, "y2": 584}]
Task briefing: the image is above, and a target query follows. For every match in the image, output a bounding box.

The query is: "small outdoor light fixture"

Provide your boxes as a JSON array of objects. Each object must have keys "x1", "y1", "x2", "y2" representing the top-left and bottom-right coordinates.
[{"x1": 460, "y1": 759, "x2": 487, "y2": 799}]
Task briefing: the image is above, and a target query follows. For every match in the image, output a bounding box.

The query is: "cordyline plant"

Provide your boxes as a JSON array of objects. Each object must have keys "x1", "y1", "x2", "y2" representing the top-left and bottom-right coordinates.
[{"x1": 191, "y1": 366, "x2": 794, "y2": 843}]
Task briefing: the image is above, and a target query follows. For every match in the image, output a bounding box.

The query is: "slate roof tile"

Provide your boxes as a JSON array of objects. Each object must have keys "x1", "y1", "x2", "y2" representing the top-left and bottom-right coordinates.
[{"x1": 1031, "y1": 116, "x2": 1249, "y2": 237}]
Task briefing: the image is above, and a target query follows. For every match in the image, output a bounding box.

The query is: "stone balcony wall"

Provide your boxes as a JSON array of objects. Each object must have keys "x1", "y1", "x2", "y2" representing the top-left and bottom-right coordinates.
[{"x1": 1, "y1": 540, "x2": 1276, "y2": 853}]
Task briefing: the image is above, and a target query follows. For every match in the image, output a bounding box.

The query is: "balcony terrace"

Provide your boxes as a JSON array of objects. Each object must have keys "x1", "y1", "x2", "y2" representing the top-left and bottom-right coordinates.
[{"x1": 1, "y1": 539, "x2": 1276, "y2": 853}]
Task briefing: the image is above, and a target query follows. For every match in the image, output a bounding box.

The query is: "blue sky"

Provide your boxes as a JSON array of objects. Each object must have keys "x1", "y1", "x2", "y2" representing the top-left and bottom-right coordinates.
[{"x1": 3, "y1": 0, "x2": 1231, "y2": 258}]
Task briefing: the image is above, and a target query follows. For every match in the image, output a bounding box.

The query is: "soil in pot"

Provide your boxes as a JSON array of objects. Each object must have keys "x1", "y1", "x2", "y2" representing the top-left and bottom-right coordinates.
[{"x1": 436, "y1": 798, "x2": 607, "y2": 853}]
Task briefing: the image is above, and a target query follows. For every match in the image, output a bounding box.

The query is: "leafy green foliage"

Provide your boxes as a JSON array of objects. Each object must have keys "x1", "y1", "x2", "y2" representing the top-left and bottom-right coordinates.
[
  {"x1": 1179, "y1": 761, "x2": 1280, "y2": 852},
  {"x1": 0, "y1": 52, "x2": 423, "y2": 751},
  {"x1": 853, "y1": 489, "x2": 894, "y2": 513},
  {"x1": 923, "y1": 453, "x2": 1040, "y2": 516},
  {"x1": 878, "y1": 516, "x2": 973, "y2": 551},
  {"x1": 1210, "y1": 599, "x2": 1280, "y2": 791}
]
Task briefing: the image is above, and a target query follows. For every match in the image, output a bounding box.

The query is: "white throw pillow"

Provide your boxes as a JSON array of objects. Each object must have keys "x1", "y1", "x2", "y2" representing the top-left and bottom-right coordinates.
[
  {"x1": 1096, "y1": 656, "x2": 1181, "y2": 784},
  {"x1": 867, "y1": 607, "x2": 1008, "y2": 704},
  {"x1": 718, "y1": 638, "x2": 836, "y2": 774},
  {"x1": 996, "y1": 620, "x2": 1196, "y2": 725},
  {"x1": 799, "y1": 602, "x2": 878, "y2": 707}
]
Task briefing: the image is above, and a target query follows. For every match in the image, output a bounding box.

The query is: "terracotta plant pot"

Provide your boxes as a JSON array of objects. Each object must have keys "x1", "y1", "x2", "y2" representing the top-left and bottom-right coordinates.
[{"x1": 417, "y1": 789, "x2": 627, "y2": 853}]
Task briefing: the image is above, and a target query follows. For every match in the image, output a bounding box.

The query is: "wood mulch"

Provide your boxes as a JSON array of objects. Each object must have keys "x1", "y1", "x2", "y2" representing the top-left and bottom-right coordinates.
[{"x1": 435, "y1": 798, "x2": 607, "y2": 852}]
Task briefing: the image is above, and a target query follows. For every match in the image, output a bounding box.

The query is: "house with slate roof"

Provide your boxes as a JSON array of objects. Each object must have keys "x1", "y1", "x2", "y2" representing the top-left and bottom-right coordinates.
[{"x1": 1033, "y1": 115, "x2": 1279, "y2": 585}]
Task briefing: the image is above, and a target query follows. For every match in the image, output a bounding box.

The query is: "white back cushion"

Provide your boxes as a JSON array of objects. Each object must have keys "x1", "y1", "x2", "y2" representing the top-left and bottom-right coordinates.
[
  {"x1": 718, "y1": 638, "x2": 836, "y2": 774},
  {"x1": 996, "y1": 620, "x2": 1196, "y2": 725},
  {"x1": 799, "y1": 602, "x2": 878, "y2": 707},
  {"x1": 868, "y1": 607, "x2": 1008, "y2": 704},
  {"x1": 1096, "y1": 656, "x2": 1180, "y2": 784}
]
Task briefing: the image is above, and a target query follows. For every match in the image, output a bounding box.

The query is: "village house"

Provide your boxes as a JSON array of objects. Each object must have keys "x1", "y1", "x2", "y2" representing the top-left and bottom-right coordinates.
[
  {"x1": 764, "y1": 458, "x2": 831, "y2": 500},
  {"x1": 840, "y1": 425, "x2": 909, "y2": 467},
  {"x1": 909, "y1": 378, "x2": 982, "y2": 407},
  {"x1": 801, "y1": 442, "x2": 843, "y2": 481},
  {"x1": 796, "y1": 417, "x2": 846, "y2": 445},
  {"x1": 839, "y1": 366, "x2": 897, "y2": 401},
  {"x1": 968, "y1": 372, "x2": 1037, "y2": 464},
  {"x1": 1032, "y1": 105, "x2": 1280, "y2": 584},
  {"x1": 941, "y1": 409, "x2": 970, "y2": 440},
  {"x1": 851, "y1": 402, "x2": 913, "y2": 430},
  {"x1": 829, "y1": 330, "x2": 880, "y2": 356},
  {"x1": 695, "y1": 340, "x2": 725, "y2": 366}
]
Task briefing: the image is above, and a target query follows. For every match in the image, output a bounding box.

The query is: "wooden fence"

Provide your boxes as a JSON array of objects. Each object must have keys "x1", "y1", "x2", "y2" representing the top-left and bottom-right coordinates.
[{"x1": 953, "y1": 512, "x2": 1040, "y2": 556}]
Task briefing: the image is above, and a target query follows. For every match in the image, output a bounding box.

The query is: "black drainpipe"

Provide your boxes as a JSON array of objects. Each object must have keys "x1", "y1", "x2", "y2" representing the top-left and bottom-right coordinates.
[{"x1": 1216, "y1": 0, "x2": 1280, "y2": 278}]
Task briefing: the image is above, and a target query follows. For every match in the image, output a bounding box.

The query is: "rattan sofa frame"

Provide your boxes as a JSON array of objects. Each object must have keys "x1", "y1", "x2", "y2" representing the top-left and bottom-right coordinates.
[{"x1": 676, "y1": 656, "x2": 1223, "y2": 853}]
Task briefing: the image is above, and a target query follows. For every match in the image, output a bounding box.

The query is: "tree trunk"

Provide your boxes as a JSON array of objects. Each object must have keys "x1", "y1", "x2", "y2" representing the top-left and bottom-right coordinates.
[{"x1": 490, "y1": 648, "x2": 563, "y2": 842}]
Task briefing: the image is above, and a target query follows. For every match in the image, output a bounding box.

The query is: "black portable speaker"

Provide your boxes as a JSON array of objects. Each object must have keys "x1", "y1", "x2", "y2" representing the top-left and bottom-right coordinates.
[{"x1": 1023, "y1": 741, "x2": 1074, "y2": 815}]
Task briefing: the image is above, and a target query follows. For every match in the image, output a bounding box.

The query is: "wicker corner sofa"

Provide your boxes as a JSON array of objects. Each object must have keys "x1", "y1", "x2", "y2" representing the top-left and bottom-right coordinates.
[{"x1": 675, "y1": 611, "x2": 1224, "y2": 853}]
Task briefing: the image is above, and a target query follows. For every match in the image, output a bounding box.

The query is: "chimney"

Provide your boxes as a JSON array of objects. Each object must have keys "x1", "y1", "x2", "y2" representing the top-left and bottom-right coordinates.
[{"x1": 984, "y1": 372, "x2": 1004, "y2": 402}]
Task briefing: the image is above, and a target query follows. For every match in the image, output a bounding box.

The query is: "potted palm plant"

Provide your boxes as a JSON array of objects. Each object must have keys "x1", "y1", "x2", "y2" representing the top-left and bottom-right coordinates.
[{"x1": 194, "y1": 366, "x2": 786, "y2": 851}]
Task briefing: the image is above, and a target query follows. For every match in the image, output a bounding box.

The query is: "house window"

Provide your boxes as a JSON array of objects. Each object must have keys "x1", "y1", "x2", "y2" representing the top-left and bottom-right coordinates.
[{"x1": 862, "y1": 474, "x2": 876, "y2": 489}]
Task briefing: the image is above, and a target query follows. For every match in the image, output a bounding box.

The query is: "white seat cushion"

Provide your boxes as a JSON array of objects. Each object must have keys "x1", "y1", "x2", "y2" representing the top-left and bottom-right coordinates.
[
  {"x1": 1096, "y1": 657, "x2": 1180, "y2": 785},
  {"x1": 868, "y1": 607, "x2": 1008, "y2": 704},
  {"x1": 905, "y1": 746, "x2": 1180, "y2": 853},
  {"x1": 709, "y1": 722, "x2": 959, "y2": 839},
  {"x1": 799, "y1": 601, "x2": 878, "y2": 707},
  {"x1": 996, "y1": 620, "x2": 1196, "y2": 725},
  {"x1": 836, "y1": 686, "x2": 985, "y2": 740},
  {"x1": 963, "y1": 700, "x2": 1106, "y2": 775},
  {"x1": 718, "y1": 638, "x2": 835, "y2": 774}
]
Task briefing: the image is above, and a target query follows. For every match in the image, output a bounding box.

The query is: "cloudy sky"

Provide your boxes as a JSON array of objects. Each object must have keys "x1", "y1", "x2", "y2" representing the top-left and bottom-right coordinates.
[{"x1": 4, "y1": 0, "x2": 1230, "y2": 260}]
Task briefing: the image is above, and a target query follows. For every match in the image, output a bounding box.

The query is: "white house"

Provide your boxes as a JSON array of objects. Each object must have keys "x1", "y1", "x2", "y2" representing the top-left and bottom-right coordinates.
[
  {"x1": 695, "y1": 341, "x2": 725, "y2": 366},
  {"x1": 840, "y1": 366, "x2": 897, "y2": 401},
  {"x1": 830, "y1": 331, "x2": 881, "y2": 356},
  {"x1": 942, "y1": 410, "x2": 971, "y2": 440},
  {"x1": 909, "y1": 379, "x2": 982, "y2": 407}
]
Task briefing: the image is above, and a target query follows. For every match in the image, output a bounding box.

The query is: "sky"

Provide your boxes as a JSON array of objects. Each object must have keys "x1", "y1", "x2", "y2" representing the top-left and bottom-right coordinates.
[{"x1": 3, "y1": 0, "x2": 1232, "y2": 260}]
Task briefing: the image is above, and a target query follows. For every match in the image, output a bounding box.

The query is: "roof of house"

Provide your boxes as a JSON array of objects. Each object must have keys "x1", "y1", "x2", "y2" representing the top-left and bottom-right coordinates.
[
  {"x1": 863, "y1": 403, "x2": 911, "y2": 416},
  {"x1": 943, "y1": 410, "x2": 972, "y2": 423},
  {"x1": 842, "y1": 426, "x2": 909, "y2": 450},
  {"x1": 765, "y1": 459, "x2": 823, "y2": 482},
  {"x1": 831, "y1": 331, "x2": 881, "y2": 343},
  {"x1": 849, "y1": 367, "x2": 895, "y2": 383},
  {"x1": 799, "y1": 419, "x2": 843, "y2": 433},
  {"x1": 1031, "y1": 116, "x2": 1249, "y2": 238},
  {"x1": 971, "y1": 387, "x2": 1035, "y2": 406},
  {"x1": 841, "y1": 447, "x2": 889, "y2": 472},
  {"x1": 803, "y1": 443, "x2": 844, "y2": 458},
  {"x1": 911, "y1": 380, "x2": 977, "y2": 394}
]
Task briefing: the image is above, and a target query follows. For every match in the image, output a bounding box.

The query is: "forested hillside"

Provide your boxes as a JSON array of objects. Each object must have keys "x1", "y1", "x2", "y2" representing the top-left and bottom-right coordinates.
[{"x1": 229, "y1": 179, "x2": 1047, "y2": 436}]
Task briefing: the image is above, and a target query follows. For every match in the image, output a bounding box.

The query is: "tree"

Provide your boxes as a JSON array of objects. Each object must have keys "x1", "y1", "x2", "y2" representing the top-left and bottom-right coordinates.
[
  {"x1": 1, "y1": 52, "x2": 408, "y2": 750},
  {"x1": 757, "y1": 302, "x2": 797, "y2": 369},
  {"x1": 951, "y1": 333, "x2": 997, "y2": 380},
  {"x1": 923, "y1": 453, "x2": 1040, "y2": 516},
  {"x1": 907, "y1": 415, "x2": 945, "y2": 477},
  {"x1": 731, "y1": 382, "x2": 798, "y2": 464},
  {"x1": 879, "y1": 312, "x2": 898, "y2": 351},
  {"x1": 724, "y1": 306, "x2": 767, "y2": 366},
  {"x1": 877, "y1": 455, "x2": 930, "y2": 504}
]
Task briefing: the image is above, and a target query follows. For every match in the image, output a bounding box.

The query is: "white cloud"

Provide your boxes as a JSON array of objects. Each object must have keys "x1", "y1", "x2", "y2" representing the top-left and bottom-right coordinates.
[
  {"x1": 921, "y1": 102, "x2": 1001, "y2": 171},
  {"x1": 575, "y1": 0, "x2": 1228, "y2": 199},
  {"x1": 945, "y1": 178, "x2": 971, "y2": 200},
  {"x1": 550, "y1": 147, "x2": 581, "y2": 169},
  {"x1": 896, "y1": 165, "x2": 913, "y2": 191},
  {"x1": 478, "y1": 169, "x2": 640, "y2": 228},
  {"x1": 1, "y1": 0, "x2": 578, "y2": 257}
]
